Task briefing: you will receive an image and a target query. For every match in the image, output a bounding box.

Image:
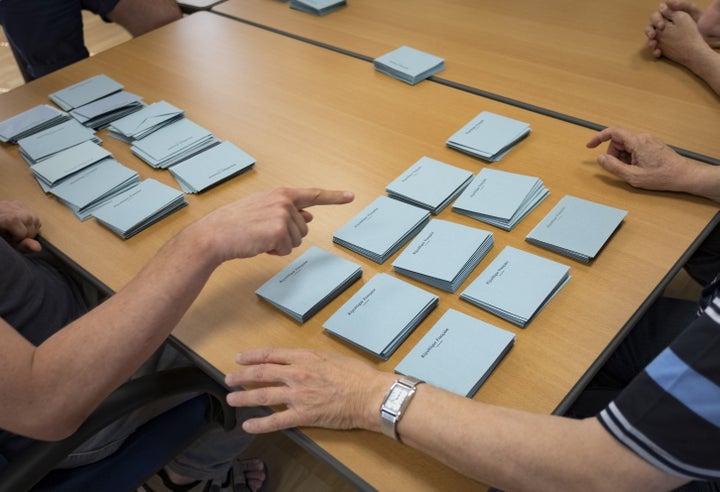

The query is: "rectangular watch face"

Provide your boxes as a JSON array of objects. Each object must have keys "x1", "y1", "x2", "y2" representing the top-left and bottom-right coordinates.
[{"x1": 385, "y1": 385, "x2": 412, "y2": 414}]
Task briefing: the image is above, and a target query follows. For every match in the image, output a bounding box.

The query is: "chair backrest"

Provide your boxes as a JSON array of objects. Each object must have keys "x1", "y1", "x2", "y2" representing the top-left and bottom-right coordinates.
[{"x1": 0, "y1": 367, "x2": 236, "y2": 492}]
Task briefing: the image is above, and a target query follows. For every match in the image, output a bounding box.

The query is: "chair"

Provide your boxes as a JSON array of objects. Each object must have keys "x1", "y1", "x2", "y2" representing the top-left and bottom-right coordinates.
[{"x1": 0, "y1": 366, "x2": 236, "y2": 492}]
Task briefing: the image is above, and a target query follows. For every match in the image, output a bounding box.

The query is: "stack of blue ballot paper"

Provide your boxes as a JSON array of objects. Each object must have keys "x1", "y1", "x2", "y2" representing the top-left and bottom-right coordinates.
[
  {"x1": 91, "y1": 179, "x2": 187, "y2": 239},
  {"x1": 460, "y1": 246, "x2": 570, "y2": 327},
  {"x1": 323, "y1": 273, "x2": 439, "y2": 360},
  {"x1": 0, "y1": 104, "x2": 70, "y2": 143},
  {"x1": 107, "y1": 101, "x2": 185, "y2": 143},
  {"x1": 374, "y1": 46, "x2": 445, "y2": 85},
  {"x1": 333, "y1": 195, "x2": 431, "y2": 264},
  {"x1": 525, "y1": 195, "x2": 628, "y2": 263},
  {"x1": 48, "y1": 159, "x2": 141, "y2": 221},
  {"x1": 131, "y1": 118, "x2": 218, "y2": 169},
  {"x1": 69, "y1": 90, "x2": 144, "y2": 129},
  {"x1": 49, "y1": 74, "x2": 123, "y2": 111},
  {"x1": 452, "y1": 168, "x2": 549, "y2": 231},
  {"x1": 29, "y1": 140, "x2": 112, "y2": 190},
  {"x1": 392, "y1": 219, "x2": 494, "y2": 293},
  {"x1": 386, "y1": 156, "x2": 473, "y2": 214},
  {"x1": 17, "y1": 119, "x2": 100, "y2": 165},
  {"x1": 446, "y1": 111, "x2": 531, "y2": 162},
  {"x1": 169, "y1": 141, "x2": 255, "y2": 193},
  {"x1": 289, "y1": 0, "x2": 346, "y2": 16},
  {"x1": 255, "y1": 246, "x2": 363, "y2": 323},
  {"x1": 395, "y1": 309, "x2": 515, "y2": 397}
]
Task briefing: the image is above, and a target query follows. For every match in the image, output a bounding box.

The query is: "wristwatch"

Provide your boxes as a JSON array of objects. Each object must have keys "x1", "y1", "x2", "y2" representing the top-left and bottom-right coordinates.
[{"x1": 379, "y1": 376, "x2": 424, "y2": 441}]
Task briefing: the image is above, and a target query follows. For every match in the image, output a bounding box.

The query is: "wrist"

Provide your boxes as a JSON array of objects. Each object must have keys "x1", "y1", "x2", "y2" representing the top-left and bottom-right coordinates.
[{"x1": 378, "y1": 375, "x2": 424, "y2": 441}]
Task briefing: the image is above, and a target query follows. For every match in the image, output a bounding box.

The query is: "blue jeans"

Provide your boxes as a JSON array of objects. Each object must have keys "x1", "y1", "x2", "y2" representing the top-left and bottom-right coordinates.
[{"x1": 0, "y1": 0, "x2": 120, "y2": 79}]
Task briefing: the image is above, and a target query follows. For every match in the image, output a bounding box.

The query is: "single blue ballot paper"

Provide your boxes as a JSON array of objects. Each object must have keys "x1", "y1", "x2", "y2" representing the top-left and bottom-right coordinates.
[
  {"x1": 50, "y1": 159, "x2": 140, "y2": 221},
  {"x1": 131, "y1": 118, "x2": 218, "y2": 169},
  {"x1": 0, "y1": 104, "x2": 70, "y2": 143},
  {"x1": 18, "y1": 119, "x2": 100, "y2": 164},
  {"x1": 323, "y1": 273, "x2": 439, "y2": 360},
  {"x1": 49, "y1": 74, "x2": 123, "y2": 111},
  {"x1": 256, "y1": 246, "x2": 362, "y2": 323},
  {"x1": 91, "y1": 179, "x2": 187, "y2": 239},
  {"x1": 452, "y1": 168, "x2": 549, "y2": 230},
  {"x1": 30, "y1": 140, "x2": 112, "y2": 187},
  {"x1": 525, "y1": 195, "x2": 628, "y2": 263},
  {"x1": 374, "y1": 46, "x2": 445, "y2": 85},
  {"x1": 333, "y1": 195, "x2": 430, "y2": 264},
  {"x1": 394, "y1": 309, "x2": 515, "y2": 397},
  {"x1": 446, "y1": 111, "x2": 530, "y2": 162},
  {"x1": 108, "y1": 101, "x2": 185, "y2": 142},
  {"x1": 392, "y1": 219, "x2": 494, "y2": 292},
  {"x1": 169, "y1": 141, "x2": 256, "y2": 193},
  {"x1": 460, "y1": 246, "x2": 570, "y2": 327},
  {"x1": 386, "y1": 156, "x2": 473, "y2": 214},
  {"x1": 289, "y1": 0, "x2": 346, "y2": 15}
]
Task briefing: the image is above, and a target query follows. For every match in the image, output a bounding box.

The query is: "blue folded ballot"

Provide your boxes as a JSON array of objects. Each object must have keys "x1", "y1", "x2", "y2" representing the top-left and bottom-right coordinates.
[
  {"x1": 374, "y1": 46, "x2": 445, "y2": 85},
  {"x1": 29, "y1": 140, "x2": 112, "y2": 188},
  {"x1": 333, "y1": 195, "x2": 430, "y2": 264},
  {"x1": 0, "y1": 104, "x2": 70, "y2": 143},
  {"x1": 49, "y1": 74, "x2": 123, "y2": 111},
  {"x1": 394, "y1": 309, "x2": 515, "y2": 397},
  {"x1": 446, "y1": 111, "x2": 531, "y2": 162},
  {"x1": 91, "y1": 179, "x2": 187, "y2": 239},
  {"x1": 386, "y1": 156, "x2": 473, "y2": 214},
  {"x1": 256, "y1": 246, "x2": 363, "y2": 323},
  {"x1": 323, "y1": 273, "x2": 439, "y2": 360},
  {"x1": 460, "y1": 246, "x2": 570, "y2": 327},
  {"x1": 169, "y1": 141, "x2": 255, "y2": 193},
  {"x1": 69, "y1": 90, "x2": 144, "y2": 129},
  {"x1": 452, "y1": 168, "x2": 549, "y2": 231},
  {"x1": 49, "y1": 159, "x2": 140, "y2": 221},
  {"x1": 289, "y1": 0, "x2": 346, "y2": 15},
  {"x1": 131, "y1": 118, "x2": 218, "y2": 169},
  {"x1": 392, "y1": 219, "x2": 494, "y2": 293},
  {"x1": 107, "y1": 101, "x2": 185, "y2": 143},
  {"x1": 525, "y1": 195, "x2": 628, "y2": 263},
  {"x1": 17, "y1": 119, "x2": 100, "y2": 165}
]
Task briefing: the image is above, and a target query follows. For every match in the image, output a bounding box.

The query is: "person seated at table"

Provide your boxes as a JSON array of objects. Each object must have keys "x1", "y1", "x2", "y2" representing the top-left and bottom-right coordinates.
[
  {"x1": 225, "y1": 130, "x2": 720, "y2": 491},
  {"x1": 0, "y1": 187, "x2": 354, "y2": 490},
  {"x1": 645, "y1": 1, "x2": 720, "y2": 95},
  {"x1": 0, "y1": 0, "x2": 183, "y2": 81}
]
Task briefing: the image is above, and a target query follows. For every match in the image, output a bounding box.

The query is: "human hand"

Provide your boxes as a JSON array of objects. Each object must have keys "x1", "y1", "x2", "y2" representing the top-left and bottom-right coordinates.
[
  {"x1": 586, "y1": 127, "x2": 699, "y2": 192},
  {"x1": 225, "y1": 347, "x2": 395, "y2": 434},
  {"x1": 0, "y1": 201, "x2": 42, "y2": 252},
  {"x1": 647, "y1": 5, "x2": 710, "y2": 64},
  {"x1": 190, "y1": 187, "x2": 354, "y2": 263}
]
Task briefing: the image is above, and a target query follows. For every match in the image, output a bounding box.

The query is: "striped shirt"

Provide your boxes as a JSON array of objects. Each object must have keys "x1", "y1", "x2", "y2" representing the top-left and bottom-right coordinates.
[{"x1": 598, "y1": 278, "x2": 720, "y2": 480}]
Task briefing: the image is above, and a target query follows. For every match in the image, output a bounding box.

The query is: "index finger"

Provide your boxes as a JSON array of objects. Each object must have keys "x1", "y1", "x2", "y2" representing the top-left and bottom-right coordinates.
[
  {"x1": 234, "y1": 346, "x2": 315, "y2": 366},
  {"x1": 288, "y1": 188, "x2": 355, "y2": 210},
  {"x1": 586, "y1": 126, "x2": 632, "y2": 149}
]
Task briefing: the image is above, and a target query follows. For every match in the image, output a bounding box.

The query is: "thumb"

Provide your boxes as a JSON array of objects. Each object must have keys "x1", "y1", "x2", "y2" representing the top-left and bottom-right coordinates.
[{"x1": 597, "y1": 153, "x2": 632, "y2": 179}]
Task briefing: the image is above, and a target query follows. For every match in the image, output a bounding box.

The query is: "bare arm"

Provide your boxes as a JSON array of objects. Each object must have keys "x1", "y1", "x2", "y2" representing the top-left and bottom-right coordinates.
[
  {"x1": 586, "y1": 126, "x2": 720, "y2": 202},
  {"x1": 0, "y1": 188, "x2": 353, "y2": 440},
  {"x1": 225, "y1": 348, "x2": 687, "y2": 491}
]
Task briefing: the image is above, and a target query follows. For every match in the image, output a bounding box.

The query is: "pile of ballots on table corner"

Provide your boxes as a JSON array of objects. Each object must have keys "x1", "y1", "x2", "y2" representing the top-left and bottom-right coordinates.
[
  {"x1": 49, "y1": 74, "x2": 143, "y2": 129},
  {"x1": 374, "y1": 46, "x2": 445, "y2": 85},
  {"x1": 447, "y1": 111, "x2": 530, "y2": 162},
  {"x1": 290, "y1": 0, "x2": 346, "y2": 15}
]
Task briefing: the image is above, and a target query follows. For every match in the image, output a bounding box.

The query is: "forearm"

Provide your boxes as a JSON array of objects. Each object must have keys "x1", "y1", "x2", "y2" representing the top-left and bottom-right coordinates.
[
  {"x1": 685, "y1": 44, "x2": 720, "y2": 95},
  {"x1": 24, "y1": 223, "x2": 221, "y2": 437},
  {"x1": 674, "y1": 160, "x2": 720, "y2": 202},
  {"x1": 389, "y1": 385, "x2": 684, "y2": 491}
]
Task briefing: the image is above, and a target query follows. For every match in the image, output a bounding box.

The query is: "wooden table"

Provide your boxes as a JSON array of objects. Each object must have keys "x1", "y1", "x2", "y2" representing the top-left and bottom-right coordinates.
[
  {"x1": 1, "y1": 12, "x2": 717, "y2": 491},
  {"x1": 213, "y1": 0, "x2": 720, "y2": 163}
]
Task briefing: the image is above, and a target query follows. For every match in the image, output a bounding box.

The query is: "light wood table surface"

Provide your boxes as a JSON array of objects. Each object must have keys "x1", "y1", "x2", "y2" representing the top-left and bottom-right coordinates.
[
  {"x1": 0, "y1": 12, "x2": 717, "y2": 491},
  {"x1": 213, "y1": 0, "x2": 720, "y2": 163}
]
